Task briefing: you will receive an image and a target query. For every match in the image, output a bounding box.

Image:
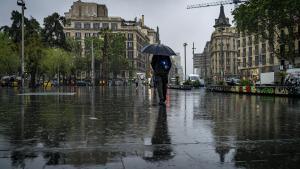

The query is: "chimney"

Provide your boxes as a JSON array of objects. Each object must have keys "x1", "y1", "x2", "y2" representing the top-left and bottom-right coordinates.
[{"x1": 141, "y1": 15, "x2": 144, "y2": 27}]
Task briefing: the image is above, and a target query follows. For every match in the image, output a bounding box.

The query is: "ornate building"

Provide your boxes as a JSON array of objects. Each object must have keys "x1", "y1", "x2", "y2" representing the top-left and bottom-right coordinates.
[
  {"x1": 63, "y1": 0, "x2": 158, "y2": 80},
  {"x1": 210, "y1": 5, "x2": 238, "y2": 82}
]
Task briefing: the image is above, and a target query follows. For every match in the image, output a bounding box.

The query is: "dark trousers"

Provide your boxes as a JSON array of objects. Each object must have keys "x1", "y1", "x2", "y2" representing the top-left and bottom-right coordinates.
[{"x1": 156, "y1": 75, "x2": 168, "y2": 102}]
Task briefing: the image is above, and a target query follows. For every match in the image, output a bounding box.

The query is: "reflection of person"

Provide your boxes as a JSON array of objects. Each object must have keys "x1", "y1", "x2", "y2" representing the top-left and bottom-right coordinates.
[
  {"x1": 151, "y1": 55, "x2": 172, "y2": 105},
  {"x1": 144, "y1": 106, "x2": 174, "y2": 161}
]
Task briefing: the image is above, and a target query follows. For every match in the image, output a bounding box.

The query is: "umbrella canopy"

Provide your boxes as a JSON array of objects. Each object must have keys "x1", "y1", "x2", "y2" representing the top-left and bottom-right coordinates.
[{"x1": 141, "y1": 44, "x2": 176, "y2": 56}]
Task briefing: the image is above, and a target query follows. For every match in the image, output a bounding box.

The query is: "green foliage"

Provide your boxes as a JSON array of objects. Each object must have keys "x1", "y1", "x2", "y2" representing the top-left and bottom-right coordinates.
[
  {"x1": 66, "y1": 37, "x2": 84, "y2": 74},
  {"x1": 240, "y1": 79, "x2": 252, "y2": 86},
  {"x1": 0, "y1": 32, "x2": 19, "y2": 75},
  {"x1": 25, "y1": 36, "x2": 45, "y2": 86},
  {"x1": 42, "y1": 48, "x2": 72, "y2": 78},
  {"x1": 107, "y1": 33, "x2": 128, "y2": 78},
  {"x1": 192, "y1": 80, "x2": 201, "y2": 88},
  {"x1": 217, "y1": 80, "x2": 226, "y2": 86},
  {"x1": 84, "y1": 37, "x2": 103, "y2": 74},
  {"x1": 183, "y1": 80, "x2": 192, "y2": 85},
  {"x1": 98, "y1": 29, "x2": 129, "y2": 79},
  {"x1": 233, "y1": 0, "x2": 300, "y2": 64},
  {"x1": 0, "y1": 10, "x2": 40, "y2": 43},
  {"x1": 42, "y1": 13, "x2": 67, "y2": 49}
]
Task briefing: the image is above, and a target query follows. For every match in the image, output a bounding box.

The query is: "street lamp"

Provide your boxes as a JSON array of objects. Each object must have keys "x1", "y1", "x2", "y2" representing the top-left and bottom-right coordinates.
[
  {"x1": 17, "y1": 0, "x2": 26, "y2": 88},
  {"x1": 183, "y1": 43, "x2": 188, "y2": 81}
]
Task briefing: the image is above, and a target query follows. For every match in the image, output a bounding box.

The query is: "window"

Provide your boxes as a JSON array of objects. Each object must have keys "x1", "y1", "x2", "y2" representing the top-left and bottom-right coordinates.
[
  {"x1": 233, "y1": 39, "x2": 235, "y2": 49},
  {"x1": 127, "y1": 51, "x2": 133, "y2": 59},
  {"x1": 255, "y1": 56, "x2": 259, "y2": 66},
  {"x1": 127, "y1": 42, "x2": 133, "y2": 49},
  {"x1": 84, "y1": 23, "x2": 91, "y2": 29},
  {"x1": 243, "y1": 58, "x2": 246, "y2": 67},
  {"x1": 93, "y1": 23, "x2": 100, "y2": 29},
  {"x1": 255, "y1": 45, "x2": 259, "y2": 55},
  {"x1": 254, "y1": 35, "x2": 259, "y2": 44},
  {"x1": 75, "y1": 32, "x2": 81, "y2": 39},
  {"x1": 248, "y1": 36, "x2": 252, "y2": 46},
  {"x1": 248, "y1": 57, "x2": 252, "y2": 67},
  {"x1": 85, "y1": 33, "x2": 91, "y2": 38},
  {"x1": 102, "y1": 23, "x2": 109, "y2": 29},
  {"x1": 242, "y1": 38, "x2": 246, "y2": 47},
  {"x1": 65, "y1": 32, "x2": 70, "y2": 37},
  {"x1": 127, "y1": 33, "x2": 133, "y2": 40},
  {"x1": 237, "y1": 40, "x2": 240, "y2": 48},
  {"x1": 269, "y1": 53, "x2": 274, "y2": 64},
  {"x1": 111, "y1": 23, "x2": 117, "y2": 31},
  {"x1": 92, "y1": 33, "x2": 98, "y2": 37},
  {"x1": 248, "y1": 47, "x2": 252, "y2": 56},
  {"x1": 262, "y1": 43, "x2": 266, "y2": 54},
  {"x1": 262, "y1": 55, "x2": 266, "y2": 65},
  {"x1": 243, "y1": 48, "x2": 246, "y2": 57},
  {"x1": 75, "y1": 22, "x2": 81, "y2": 29}
]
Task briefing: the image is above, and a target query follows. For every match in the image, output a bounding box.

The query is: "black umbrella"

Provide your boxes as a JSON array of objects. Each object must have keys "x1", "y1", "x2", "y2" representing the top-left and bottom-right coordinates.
[{"x1": 141, "y1": 44, "x2": 176, "y2": 56}]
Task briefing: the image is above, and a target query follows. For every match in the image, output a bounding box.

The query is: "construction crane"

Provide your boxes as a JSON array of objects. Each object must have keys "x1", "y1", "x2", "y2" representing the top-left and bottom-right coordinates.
[{"x1": 187, "y1": 0, "x2": 247, "y2": 9}]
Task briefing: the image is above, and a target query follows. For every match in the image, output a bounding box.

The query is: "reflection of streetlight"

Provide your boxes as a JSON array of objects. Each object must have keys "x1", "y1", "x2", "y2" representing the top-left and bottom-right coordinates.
[
  {"x1": 17, "y1": 0, "x2": 26, "y2": 88},
  {"x1": 91, "y1": 39, "x2": 95, "y2": 86},
  {"x1": 218, "y1": 27, "x2": 225, "y2": 81},
  {"x1": 183, "y1": 43, "x2": 188, "y2": 81}
]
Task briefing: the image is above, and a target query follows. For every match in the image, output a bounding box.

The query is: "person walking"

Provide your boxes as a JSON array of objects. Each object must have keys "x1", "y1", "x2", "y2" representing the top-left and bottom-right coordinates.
[{"x1": 151, "y1": 55, "x2": 172, "y2": 105}]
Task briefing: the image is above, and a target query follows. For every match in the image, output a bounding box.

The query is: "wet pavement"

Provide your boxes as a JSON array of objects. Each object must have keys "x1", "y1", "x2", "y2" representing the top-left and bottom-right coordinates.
[{"x1": 0, "y1": 86, "x2": 300, "y2": 169}]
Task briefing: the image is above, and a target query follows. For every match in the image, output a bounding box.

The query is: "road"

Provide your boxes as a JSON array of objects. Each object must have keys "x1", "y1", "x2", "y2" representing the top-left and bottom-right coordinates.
[{"x1": 0, "y1": 87, "x2": 299, "y2": 169}]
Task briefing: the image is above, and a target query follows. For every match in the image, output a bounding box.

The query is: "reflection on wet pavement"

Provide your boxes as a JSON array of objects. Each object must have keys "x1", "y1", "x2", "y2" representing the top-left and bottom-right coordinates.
[{"x1": 0, "y1": 87, "x2": 299, "y2": 169}]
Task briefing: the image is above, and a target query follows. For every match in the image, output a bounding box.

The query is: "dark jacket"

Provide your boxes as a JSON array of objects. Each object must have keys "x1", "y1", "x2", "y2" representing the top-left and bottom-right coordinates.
[{"x1": 151, "y1": 55, "x2": 172, "y2": 76}]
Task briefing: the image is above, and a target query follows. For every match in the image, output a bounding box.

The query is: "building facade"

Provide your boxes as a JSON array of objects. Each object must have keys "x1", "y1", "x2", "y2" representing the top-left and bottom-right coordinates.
[
  {"x1": 236, "y1": 33, "x2": 280, "y2": 81},
  {"x1": 63, "y1": 0, "x2": 158, "y2": 80},
  {"x1": 195, "y1": 41, "x2": 211, "y2": 81},
  {"x1": 210, "y1": 5, "x2": 238, "y2": 82}
]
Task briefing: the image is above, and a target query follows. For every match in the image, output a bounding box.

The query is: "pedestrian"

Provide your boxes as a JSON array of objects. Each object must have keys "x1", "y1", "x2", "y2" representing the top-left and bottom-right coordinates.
[
  {"x1": 151, "y1": 55, "x2": 172, "y2": 105},
  {"x1": 135, "y1": 78, "x2": 139, "y2": 90}
]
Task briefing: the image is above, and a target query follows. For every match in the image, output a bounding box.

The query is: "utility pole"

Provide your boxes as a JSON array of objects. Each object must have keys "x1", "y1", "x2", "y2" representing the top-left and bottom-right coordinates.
[
  {"x1": 192, "y1": 42, "x2": 196, "y2": 74},
  {"x1": 17, "y1": 0, "x2": 26, "y2": 89},
  {"x1": 91, "y1": 39, "x2": 95, "y2": 86},
  {"x1": 183, "y1": 43, "x2": 188, "y2": 81}
]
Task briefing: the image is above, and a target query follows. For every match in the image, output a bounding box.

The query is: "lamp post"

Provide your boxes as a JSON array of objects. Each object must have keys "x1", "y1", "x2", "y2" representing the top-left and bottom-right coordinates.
[
  {"x1": 192, "y1": 42, "x2": 196, "y2": 74},
  {"x1": 91, "y1": 39, "x2": 95, "y2": 87},
  {"x1": 17, "y1": 0, "x2": 26, "y2": 88},
  {"x1": 183, "y1": 43, "x2": 188, "y2": 81}
]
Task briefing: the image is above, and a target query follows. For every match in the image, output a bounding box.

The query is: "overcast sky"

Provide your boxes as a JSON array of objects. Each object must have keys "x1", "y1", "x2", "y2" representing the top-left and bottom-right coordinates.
[{"x1": 0, "y1": 0, "x2": 235, "y2": 75}]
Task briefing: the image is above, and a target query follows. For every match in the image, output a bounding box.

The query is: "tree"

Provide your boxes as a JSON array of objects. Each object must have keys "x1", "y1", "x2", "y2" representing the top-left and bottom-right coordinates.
[
  {"x1": 84, "y1": 36, "x2": 103, "y2": 81},
  {"x1": 107, "y1": 33, "x2": 128, "y2": 80},
  {"x1": 41, "y1": 13, "x2": 67, "y2": 49},
  {"x1": 0, "y1": 32, "x2": 19, "y2": 75},
  {"x1": 233, "y1": 0, "x2": 300, "y2": 64},
  {"x1": 0, "y1": 10, "x2": 40, "y2": 43},
  {"x1": 1, "y1": 10, "x2": 42, "y2": 87},
  {"x1": 42, "y1": 48, "x2": 73, "y2": 83},
  {"x1": 25, "y1": 36, "x2": 44, "y2": 87},
  {"x1": 98, "y1": 29, "x2": 128, "y2": 84},
  {"x1": 66, "y1": 37, "x2": 84, "y2": 76}
]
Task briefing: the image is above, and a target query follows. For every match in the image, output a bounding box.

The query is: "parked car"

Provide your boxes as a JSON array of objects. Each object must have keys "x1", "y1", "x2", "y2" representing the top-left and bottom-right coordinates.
[
  {"x1": 43, "y1": 80, "x2": 59, "y2": 87},
  {"x1": 1, "y1": 76, "x2": 20, "y2": 87},
  {"x1": 76, "y1": 80, "x2": 91, "y2": 86},
  {"x1": 226, "y1": 78, "x2": 240, "y2": 86}
]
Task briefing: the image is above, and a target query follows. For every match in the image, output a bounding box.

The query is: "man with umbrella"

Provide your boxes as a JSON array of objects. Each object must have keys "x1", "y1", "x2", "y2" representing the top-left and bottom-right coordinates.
[{"x1": 142, "y1": 44, "x2": 175, "y2": 105}]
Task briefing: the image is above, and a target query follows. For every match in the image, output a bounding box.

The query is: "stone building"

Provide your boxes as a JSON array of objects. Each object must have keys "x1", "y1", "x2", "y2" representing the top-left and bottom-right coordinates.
[
  {"x1": 209, "y1": 5, "x2": 238, "y2": 82},
  {"x1": 236, "y1": 33, "x2": 280, "y2": 81},
  {"x1": 63, "y1": 0, "x2": 158, "y2": 80},
  {"x1": 194, "y1": 41, "x2": 211, "y2": 81}
]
